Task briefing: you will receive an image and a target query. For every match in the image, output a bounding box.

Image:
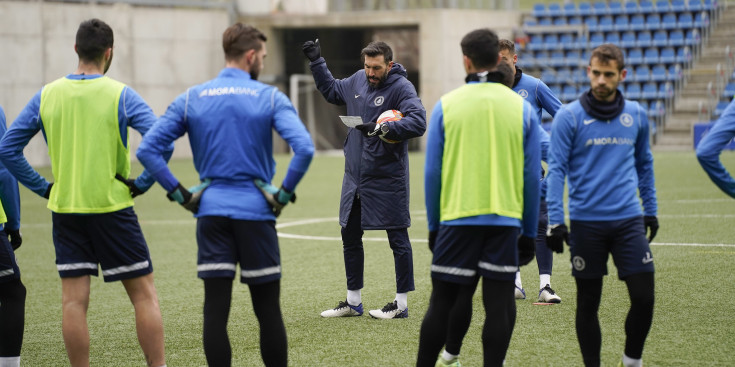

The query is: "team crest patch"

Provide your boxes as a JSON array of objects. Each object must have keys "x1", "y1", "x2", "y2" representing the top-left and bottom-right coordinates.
[
  {"x1": 374, "y1": 96, "x2": 385, "y2": 106},
  {"x1": 619, "y1": 113, "x2": 634, "y2": 127},
  {"x1": 517, "y1": 89, "x2": 529, "y2": 99},
  {"x1": 572, "y1": 256, "x2": 586, "y2": 271}
]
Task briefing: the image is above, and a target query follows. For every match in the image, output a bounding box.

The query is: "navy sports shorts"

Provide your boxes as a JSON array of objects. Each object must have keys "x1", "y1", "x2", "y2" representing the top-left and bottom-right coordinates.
[
  {"x1": 196, "y1": 216, "x2": 280, "y2": 285},
  {"x1": 431, "y1": 225, "x2": 520, "y2": 284},
  {"x1": 0, "y1": 229, "x2": 21, "y2": 283},
  {"x1": 52, "y1": 207, "x2": 153, "y2": 282},
  {"x1": 569, "y1": 216, "x2": 654, "y2": 279}
]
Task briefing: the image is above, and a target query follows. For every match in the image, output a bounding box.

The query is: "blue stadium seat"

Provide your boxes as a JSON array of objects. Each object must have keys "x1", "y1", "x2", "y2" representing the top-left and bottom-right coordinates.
[
  {"x1": 584, "y1": 16, "x2": 599, "y2": 32},
  {"x1": 659, "y1": 82, "x2": 674, "y2": 99},
  {"x1": 553, "y1": 16, "x2": 568, "y2": 26},
  {"x1": 548, "y1": 3, "x2": 563, "y2": 17},
  {"x1": 714, "y1": 101, "x2": 730, "y2": 117},
  {"x1": 694, "y1": 11, "x2": 709, "y2": 28},
  {"x1": 562, "y1": 84, "x2": 579, "y2": 101},
  {"x1": 578, "y1": 1, "x2": 593, "y2": 16},
  {"x1": 544, "y1": 34, "x2": 560, "y2": 51},
  {"x1": 671, "y1": 0, "x2": 687, "y2": 12},
  {"x1": 626, "y1": 82, "x2": 643, "y2": 99},
  {"x1": 598, "y1": 15, "x2": 615, "y2": 31},
  {"x1": 559, "y1": 33, "x2": 575, "y2": 49},
  {"x1": 566, "y1": 50, "x2": 582, "y2": 67},
  {"x1": 568, "y1": 16, "x2": 584, "y2": 26},
  {"x1": 609, "y1": 0, "x2": 624, "y2": 14},
  {"x1": 659, "y1": 47, "x2": 677, "y2": 63},
  {"x1": 685, "y1": 29, "x2": 701, "y2": 46},
  {"x1": 527, "y1": 34, "x2": 544, "y2": 51},
  {"x1": 678, "y1": 12, "x2": 694, "y2": 29},
  {"x1": 605, "y1": 31, "x2": 621, "y2": 45},
  {"x1": 563, "y1": 2, "x2": 578, "y2": 16},
  {"x1": 687, "y1": 0, "x2": 703, "y2": 11},
  {"x1": 667, "y1": 63, "x2": 682, "y2": 81},
  {"x1": 574, "y1": 67, "x2": 588, "y2": 83},
  {"x1": 541, "y1": 68, "x2": 557, "y2": 84},
  {"x1": 614, "y1": 15, "x2": 630, "y2": 31},
  {"x1": 662, "y1": 13, "x2": 678, "y2": 29},
  {"x1": 549, "y1": 50, "x2": 566, "y2": 67},
  {"x1": 637, "y1": 31, "x2": 653, "y2": 48},
  {"x1": 724, "y1": 83, "x2": 735, "y2": 98},
  {"x1": 535, "y1": 51, "x2": 551, "y2": 66},
  {"x1": 628, "y1": 48, "x2": 644, "y2": 65},
  {"x1": 629, "y1": 14, "x2": 647, "y2": 31},
  {"x1": 646, "y1": 14, "x2": 662, "y2": 30},
  {"x1": 621, "y1": 31, "x2": 638, "y2": 48},
  {"x1": 655, "y1": 0, "x2": 671, "y2": 13},
  {"x1": 624, "y1": 0, "x2": 639, "y2": 14},
  {"x1": 644, "y1": 47, "x2": 660, "y2": 64},
  {"x1": 532, "y1": 3, "x2": 548, "y2": 17},
  {"x1": 556, "y1": 68, "x2": 573, "y2": 82},
  {"x1": 639, "y1": 0, "x2": 655, "y2": 13},
  {"x1": 676, "y1": 46, "x2": 692, "y2": 64},
  {"x1": 703, "y1": 0, "x2": 717, "y2": 11},
  {"x1": 538, "y1": 17, "x2": 553, "y2": 26},
  {"x1": 669, "y1": 30, "x2": 685, "y2": 47},
  {"x1": 549, "y1": 84, "x2": 563, "y2": 97},
  {"x1": 635, "y1": 65, "x2": 652, "y2": 82},
  {"x1": 649, "y1": 100, "x2": 665, "y2": 119},
  {"x1": 590, "y1": 32, "x2": 605, "y2": 48},
  {"x1": 638, "y1": 100, "x2": 650, "y2": 112},
  {"x1": 652, "y1": 30, "x2": 669, "y2": 47},
  {"x1": 592, "y1": 1, "x2": 609, "y2": 15},
  {"x1": 642, "y1": 82, "x2": 659, "y2": 99},
  {"x1": 523, "y1": 18, "x2": 537, "y2": 27},
  {"x1": 651, "y1": 64, "x2": 668, "y2": 81}
]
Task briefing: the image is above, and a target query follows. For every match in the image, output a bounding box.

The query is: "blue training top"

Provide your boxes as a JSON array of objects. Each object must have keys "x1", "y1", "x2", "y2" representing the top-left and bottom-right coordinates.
[
  {"x1": 696, "y1": 98, "x2": 735, "y2": 198},
  {"x1": 0, "y1": 105, "x2": 21, "y2": 231},
  {"x1": 0, "y1": 74, "x2": 170, "y2": 198},
  {"x1": 546, "y1": 98, "x2": 657, "y2": 224},
  {"x1": 136, "y1": 68, "x2": 314, "y2": 221}
]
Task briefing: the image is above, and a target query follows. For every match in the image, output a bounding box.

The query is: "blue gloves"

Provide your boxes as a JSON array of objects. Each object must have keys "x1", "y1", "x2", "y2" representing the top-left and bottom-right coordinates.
[
  {"x1": 167, "y1": 179, "x2": 212, "y2": 214},
  {"x1": 254, "y1": 179, "x2": 296, "y2": 217}
]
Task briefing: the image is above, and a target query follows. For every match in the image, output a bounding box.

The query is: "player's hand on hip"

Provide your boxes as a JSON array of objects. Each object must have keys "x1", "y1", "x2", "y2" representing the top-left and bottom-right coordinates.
[
  {"x1": 546, "y1": 223, "x2": 568, "y2": 253},
  {"x1": 643, "y1": 216, "x2": 659, "y2": 243},
  {"x1": 115, "y1": 174, "x2": 144, "y2": 198},
  {"x1": 43, "y1": 183, "x2": 53, "y2": 199},
  {"x1": 7, "y1": 229, "x2": 22, "y2": 251},
  {"x1": 255, "y1": 179, "x2": 296, "y2": 217},
  {"x1": 302, "y1": 39, "x2": 321, "y2": 62},
  {"x1": 517, "y1": 235, "x2": 536, "y2": 266}
]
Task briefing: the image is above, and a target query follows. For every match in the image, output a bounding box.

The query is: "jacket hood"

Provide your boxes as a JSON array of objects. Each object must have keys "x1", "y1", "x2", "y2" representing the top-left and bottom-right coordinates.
[{"x1": 379, "y1": 62, "x2": 408, "y2": 89}]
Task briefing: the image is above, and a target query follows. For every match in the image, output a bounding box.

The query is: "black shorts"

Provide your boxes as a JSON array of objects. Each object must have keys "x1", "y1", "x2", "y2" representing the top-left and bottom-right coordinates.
[
  {"x1": 0, "y1": 229, "x2": 20, "y2": 283},
  {"x1": 569, "y1": 216, "x2": 654, "y2": 279},
  {"x1": 196, "y1": 216, "x2": 280, "y2": 285},
  {"x1": 52, "y1": 207, "x2": 153, "y2": 282}
]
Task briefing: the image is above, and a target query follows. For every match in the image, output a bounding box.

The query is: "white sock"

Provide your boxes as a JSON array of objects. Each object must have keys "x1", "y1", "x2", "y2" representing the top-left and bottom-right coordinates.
[
  {"x1": 0, "y1": 356, "x2": 21, "y2": 367},
  {"x1": 441, "y1": 349, "x2": 457, "y2": 361},
  {"x1": 347, "y1": 289, "x2": 361, "y2": 306},
  {"x1": 515, "y1": 271, "x2": 523, "y2": 289},
  {"x1": 622, "y1": 354, "x2": 642, "y2": 367},
  {"x1": 540, "y1": 274, "x2": 551, "y2": 290},
  {"x1": 395, "y1": 292, "x2": 408, "y2": 310}
]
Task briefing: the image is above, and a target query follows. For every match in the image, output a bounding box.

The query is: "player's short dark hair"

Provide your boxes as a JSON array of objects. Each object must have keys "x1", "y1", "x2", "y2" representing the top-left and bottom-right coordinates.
[
  {"x1": 222, "y1": 23, "x2": 267, "y2": 61},
  {"x1": 498, "y1": 39, "x2": 516, "y2": 55},
  {"x1": 590, "y1": 43, "x2": 625, "y2": 71},
  {"x1": 361, "y1": 41, "x2": 393, "y2": 63},
  {"x1": 75, "y1": 19, "x2": 114, "y2": 63},
  {"x1": 461, "y1": 28, "x2": 499, "y2": 69},
  {"x1": 495, "y1": 61, "x2": 514, "y2": 88}
]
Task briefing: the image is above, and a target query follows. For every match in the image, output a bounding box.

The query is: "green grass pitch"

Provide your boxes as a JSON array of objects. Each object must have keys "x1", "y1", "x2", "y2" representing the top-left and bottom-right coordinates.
[{"x1": 13, "y1": 150, "x2": 735, "y2": 366}]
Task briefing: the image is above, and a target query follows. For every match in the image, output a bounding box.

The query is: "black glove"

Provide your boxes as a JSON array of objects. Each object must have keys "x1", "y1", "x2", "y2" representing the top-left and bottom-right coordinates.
[
  {"x1": 116, "y1": 174, "x2": 144, "y2": 198},
  {"x1": 167, "y1": 183, "x2": 197, "y2": 213},
  {"x1": 354, "y1": 122, "x2": 378, "y2": 137},
  {"x1": 428, "y1": 231, "x2": 437, "y2": 252},
  {"x1": 302, "y1": 39, "x2": 321, "y2": 62},
  {"x1": 546, "y1": 224, "x2": 569, "y2": 254},
  {"x1": 254, "y1": 179, "x2": 296, "y2": 217},
  {"x1": 43, "y1": 183, "x2": 53, "y2": 199},
  {"x1": 7, "y1": 229, "x2": 22, "y2": 251},
  {"x1": 518, "y1": 235, "x2": 536, "y2": 266},
  {"x1": 643, "y1": 216, "x2": 659, "y2": 243}
]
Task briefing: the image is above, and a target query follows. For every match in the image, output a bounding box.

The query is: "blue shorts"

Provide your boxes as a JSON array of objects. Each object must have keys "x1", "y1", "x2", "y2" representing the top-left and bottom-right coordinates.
[
  {"x1": 0, "y1": 229, "x2": 21, "y2": 283},
  {"x1": 431, "y1": 225, "x2": 520, "y2": 284},
  {"x1": 52, "y1": 207, "x2": 153, "y2": 282},
  {"x1": 196, "y1": 217, "x2": 280, "y2": 285},
  {"x1": 569, "y1": 216, "x2": 654, "y2": 279}
]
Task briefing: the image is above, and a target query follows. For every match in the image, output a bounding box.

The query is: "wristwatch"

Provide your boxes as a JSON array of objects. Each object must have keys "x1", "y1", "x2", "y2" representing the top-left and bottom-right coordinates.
[{"x1": 380, "y1": 122, "x2": 390, "y2": 136}]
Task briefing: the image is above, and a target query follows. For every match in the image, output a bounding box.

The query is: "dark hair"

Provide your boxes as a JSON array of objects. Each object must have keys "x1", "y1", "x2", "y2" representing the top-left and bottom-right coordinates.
[
  {"x1": 590, "y1": 43, "x2": 625, "y2": 71},
  {"x1": 75, "y1": 19, "x2": 114, "y2": 62},
  {"x1": 498, "y1": 39, "x2": 516, "y2": 55},
  {"x1": 495, "y1": 62, "x2": 515, "y2": 88},
  {"x1": 222, "y1": 23, "x2": 267, "y2": 61},
  {"x1": 461, "y1": 28, "x2": 499, "y2": 69},
  {"x1": 361, "y1": 41, "x2": 393, "y2": 63}
]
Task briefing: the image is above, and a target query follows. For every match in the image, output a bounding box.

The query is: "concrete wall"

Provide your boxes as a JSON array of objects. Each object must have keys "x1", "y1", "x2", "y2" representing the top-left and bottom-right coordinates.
[{"x1": 0, "y1": 1, "x2": 228, "y2": 166}]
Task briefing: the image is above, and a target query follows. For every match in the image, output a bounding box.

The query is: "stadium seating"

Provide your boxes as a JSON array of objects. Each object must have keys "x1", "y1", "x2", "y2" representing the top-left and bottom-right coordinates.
[
  {"x1": 624, "y1": 0, "x2": 639, "y2": 14},
  {"x1": 678, "y1": 12, "x2": 694, "y2": 29},
  {"x1": 651, "y1": 64, "x2": 668, "y2": 81},
  {"x1": 621, "y1": 31, "x2": 638, "y2": 48},
  {"x1": 671, "y1": 0, "x2": 687, "y2": 12},
  {"x1": 614, "y1": 14, "x2": 630, "y2": 31},
  {"x1": 652, "y1": 30, "x2": 669, "y2": 47},
  {"x1": 645, "y1": 13, "x2": 662, "y2": 30},
  {"x1": 724, "y1": 83, "x2": 735, "y2": 98},
  {"x1": 642, "y1": 82, "x2": 659, "y2": 99},
  {"x1": 563, "y1": 2, "x2": 578, "y2": 16},
  {"x1": 630, "y1": 13, "x2": 646, "y2": 30},
  {"x1": 644, "y1": 47, "x2": 660, "y2": 64},
  {"x1": 655, "y1": 0, "x2": 671, "y2": 12},
  {"x1": 713, "y1": 100, "x2": 730, "y2": 117},
  {"x1": 660, "y1": 47, "x2": 676, "y2": 64},
  {"x1": 548, "y1": 2, "x2": 563, "y2": 17},
  {"x1": 637, "y1": 31, "x2": 653, "y2": 48},
  {"x1": 669, "y1": 30, "x2": 686, "y2": 47},
  {"x1": 609, "y1": 0, "x2": 624, "y2": 14},
  {"x1": 626, "y1": 82, "x2": 643, "y2": 99}
]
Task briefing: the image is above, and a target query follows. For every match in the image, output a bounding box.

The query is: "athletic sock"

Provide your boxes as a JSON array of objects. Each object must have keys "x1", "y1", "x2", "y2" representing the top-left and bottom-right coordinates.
[
  {"x1": 395, "y1": 292, "x2": 408, "y2": 310},
  {"x1": 0, "y1": 356, "x2": 21, "y2": 367},
  {"x1": 347, "y1": 289, "x2": 361, "y2": 306},
  {"x1": 514, "y1": 271, "x2": 522, "y2": 289},
  {"x1": 441, "y1": 349, "x2": 458, "y2": 361},
  {"x1": 622, "y1": 353, "x2": 642, "y2": 367},
  {"x1": 540, "y1": 274, "x2": 551, "y2": 290}
]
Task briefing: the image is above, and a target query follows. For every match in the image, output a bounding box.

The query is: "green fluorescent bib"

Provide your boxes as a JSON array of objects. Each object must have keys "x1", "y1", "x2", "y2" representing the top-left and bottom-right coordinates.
[
  {"x1": 439, "y1": 82, "x2": 525, "y2": 222},
  {"x1": 40, "y1": 76, "x2": 133, "y2": 213},
  {"x1": 0, "y1": 200, "x2": 6, "y2": 224}
]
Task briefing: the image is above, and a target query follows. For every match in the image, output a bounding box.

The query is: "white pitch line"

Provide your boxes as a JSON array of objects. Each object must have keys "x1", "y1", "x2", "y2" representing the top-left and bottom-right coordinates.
[{"x1": 651, "y1": 242, "x2": 735, "y2": 248}]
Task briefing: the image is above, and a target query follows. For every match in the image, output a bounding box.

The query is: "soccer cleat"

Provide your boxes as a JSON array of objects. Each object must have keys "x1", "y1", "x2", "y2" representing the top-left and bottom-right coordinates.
[
  {"x1": 538, "y1": 284, "x2": 562, "y2": 303},
  {"x1": 320, "y1": 300, "x2": 363, "y2": 317},
  {"x1": 435, "y1": 355, "x2": 462, "y2": 367},
  {"x1": 368, "y1": 301, "x2": 408, "y2": 319},
  {"x1": 514, "y1": 286, "x2": 526, "y2": 300}
]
